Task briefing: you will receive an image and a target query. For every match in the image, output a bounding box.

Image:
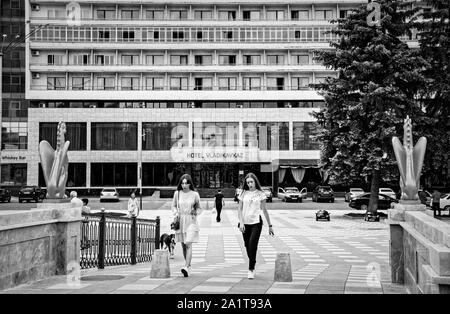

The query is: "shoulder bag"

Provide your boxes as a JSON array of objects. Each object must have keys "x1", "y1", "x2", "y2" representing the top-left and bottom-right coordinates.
[{"x1": 171, "y1": 191, "x2": 180, "y2": 231}]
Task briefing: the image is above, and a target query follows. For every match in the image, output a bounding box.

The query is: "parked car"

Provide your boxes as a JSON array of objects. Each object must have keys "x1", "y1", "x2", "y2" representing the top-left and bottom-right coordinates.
[
  {"x1": 349, "y1": 192, "x2": 399, "y2": 211},
  {"x1": 418, "y1": 189, "x2": 432, "y2": 206},
  {"x1": 19, "y1": 186, "x2": 44, "y2": 203},
  {"x1": 379, "y1": 188, "x2": 396, "y2": 199},
  {"x1": 344, "y1": 188, "x2": 365, "y2": 202},
  {"x1": 261, "y1": 187, "x2": 273, "y2": 202},
  {"x1": 316, "y1": 209, "x2": 330, "y2": 221},
  {"x1": 100, "y1": 188, "x2": 120, "y2": 202},
  {"x1": 439, "y1": 193, "x2": 450, "y2": 212},
  {"x1": 312, "y1": 186, "x2": 334, "y2": 203},
  {"x1": 277, "y1": 187, "x2": 306, "y2": 202},
  {"x1": 0, "y1": 188, "x2": 12, "y2": 202}
]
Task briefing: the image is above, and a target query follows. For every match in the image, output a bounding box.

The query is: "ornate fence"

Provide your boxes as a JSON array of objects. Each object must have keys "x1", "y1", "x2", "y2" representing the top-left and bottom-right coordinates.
[{"x1": 80, "y1": 212, "x2": 160, "y2": 269}]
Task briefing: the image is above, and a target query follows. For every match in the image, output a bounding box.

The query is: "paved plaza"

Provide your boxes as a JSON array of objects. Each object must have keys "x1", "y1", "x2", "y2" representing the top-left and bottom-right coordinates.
[{"x1": 1, "y1": 201, "x2": 407, "y2": 294}]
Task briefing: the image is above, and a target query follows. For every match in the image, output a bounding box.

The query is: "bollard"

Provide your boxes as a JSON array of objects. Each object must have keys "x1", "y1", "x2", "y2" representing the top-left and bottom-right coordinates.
[
  {"x1": 274, "y1": 252, "x2": 293, "y2": 282},
  {"x1": 150, "y1": 249, "x2": 170, "y2": 278}
]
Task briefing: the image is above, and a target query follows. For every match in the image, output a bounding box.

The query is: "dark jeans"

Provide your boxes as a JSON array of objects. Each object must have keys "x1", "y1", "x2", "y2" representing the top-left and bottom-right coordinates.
[
  {"x1": 216, "y1": 206, "x2": 222, "y2": 221},
  {"x1": 242, "y1": 217, "x2": 263, "y2": 271},
  {"x1": 432, "y1": 202, "x2": 441, "y2": 217}
]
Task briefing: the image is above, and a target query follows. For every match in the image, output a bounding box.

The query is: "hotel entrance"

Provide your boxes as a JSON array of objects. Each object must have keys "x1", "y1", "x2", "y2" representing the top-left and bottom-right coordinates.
[
  {"x1": 142, "y1": 162, "x2": 272, "y2": 189},
  {"x1": 192, "y1": 163, "x2": 238, "y2": 189}
]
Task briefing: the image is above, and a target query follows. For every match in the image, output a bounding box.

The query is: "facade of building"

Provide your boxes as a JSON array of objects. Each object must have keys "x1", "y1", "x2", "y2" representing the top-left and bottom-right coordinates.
[
  {"x1": 8, "y1": 0, "x2": 426, "y2": 195},
  {"x1": 1, "y1": 0, "x2": 27, "y2": 187}
]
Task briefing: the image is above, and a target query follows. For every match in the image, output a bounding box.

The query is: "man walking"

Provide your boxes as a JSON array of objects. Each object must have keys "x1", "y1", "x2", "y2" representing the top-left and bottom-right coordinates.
[
  {"x1": 432, "y1": 189, "x2": 441, "y2": 217},
  {"x1": 70, "y1": 191, "x2": 83, "y2": 208},
  {"x1": 214, "y1": 189, "x2": 225, "y2": 222}
]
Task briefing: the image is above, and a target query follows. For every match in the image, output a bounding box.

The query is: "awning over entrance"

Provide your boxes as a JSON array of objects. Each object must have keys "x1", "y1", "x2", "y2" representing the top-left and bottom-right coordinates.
[{"x1": 277, "y1": 159, "x2": 319, "y2": 169}]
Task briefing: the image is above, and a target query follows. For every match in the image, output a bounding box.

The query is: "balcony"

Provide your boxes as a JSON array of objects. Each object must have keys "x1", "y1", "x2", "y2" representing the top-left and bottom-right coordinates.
[{"x1": 29, "y1": 25, "x2": 337, "y2": 44}]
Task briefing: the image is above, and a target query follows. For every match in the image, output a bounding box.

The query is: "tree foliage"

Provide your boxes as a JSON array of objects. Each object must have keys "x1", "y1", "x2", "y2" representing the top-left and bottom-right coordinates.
[
  {"x1": 414, "y1": 0, "x2": 450, "y2": 188},
  {"x1": 312, "y1": 0, "x2": 428, "y2": 212}
]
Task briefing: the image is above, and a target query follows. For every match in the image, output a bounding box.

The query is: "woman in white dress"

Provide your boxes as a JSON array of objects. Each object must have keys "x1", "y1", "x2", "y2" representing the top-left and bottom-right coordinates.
[
  {"x1": 237, "y1": 173, "x2": 274, "y2": 279},
  {"x1": 172, "y1": 174, "x2": 202, "y2": 277},
  {"x1": 127, "y1": 193, "x2": 139, "y2": 217}
]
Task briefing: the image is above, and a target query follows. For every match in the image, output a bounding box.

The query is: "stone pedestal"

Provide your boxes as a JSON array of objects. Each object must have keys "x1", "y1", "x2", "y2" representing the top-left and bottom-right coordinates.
[
  {"x1": 274, "y1": 252, "x2": 292, "y2": 282},
  {"x1": 35, "y1": 199, "x2": 72, "y2": 210},
  {"x1": 0, "y1": 206, "x2": 81, "y2": 290},
  {"x1": 388, "y1": 202, "x2": 426, "y2": 223},
  {"x1": 150, "y1": 249, "x2": 170, "y2": 278},
  {"x1": 388, "y1": 202, "x2": 425, "y2": 284}
]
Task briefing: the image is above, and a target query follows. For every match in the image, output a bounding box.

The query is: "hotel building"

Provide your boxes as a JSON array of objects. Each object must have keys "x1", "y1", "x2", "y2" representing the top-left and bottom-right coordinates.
[{"x1": 1, "y1": 0, "x2": 421, "y2": 196}]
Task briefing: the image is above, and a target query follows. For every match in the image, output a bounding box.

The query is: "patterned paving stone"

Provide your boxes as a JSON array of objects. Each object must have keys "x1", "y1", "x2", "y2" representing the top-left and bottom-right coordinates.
[{"x1": 1, "y1": 208, "x2": 407, "y2": 294}]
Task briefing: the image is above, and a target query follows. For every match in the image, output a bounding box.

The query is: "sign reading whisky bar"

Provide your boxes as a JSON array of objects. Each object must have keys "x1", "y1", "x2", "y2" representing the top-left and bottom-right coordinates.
[{"x1": 170, "y1": 147, "x2": 261, "y2": 163}]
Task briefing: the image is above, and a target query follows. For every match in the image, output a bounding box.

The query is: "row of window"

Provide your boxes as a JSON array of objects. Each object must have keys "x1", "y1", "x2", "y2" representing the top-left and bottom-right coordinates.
[
  {"x1": 38, "y1": 122, "x2": 319, "y2": 151},
  {"x1": 42, "y1": 53, "x2": 315, "y2": 66},
  {"x1": 42, "y1": 75, "x2": 328, "y2": 91},
  {"x1": 31, "y1": 26, "x2": 337, "y2": 43},
  {"x1": 44, "y1": 7, "x2": 346, "y2": 21},
  {"x1": 31, "y1": 100, "x2": 324, "y2": 109}
]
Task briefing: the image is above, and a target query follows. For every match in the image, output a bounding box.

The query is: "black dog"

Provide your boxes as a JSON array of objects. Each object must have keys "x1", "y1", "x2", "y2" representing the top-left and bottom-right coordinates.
[{"x1": 160, "y1": 233, "x2": 176, "y2": 258}]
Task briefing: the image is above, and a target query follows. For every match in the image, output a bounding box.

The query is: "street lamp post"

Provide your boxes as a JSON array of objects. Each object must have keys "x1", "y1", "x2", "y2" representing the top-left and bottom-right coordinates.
[{"x1": 139, "y1": 128, "x2": 149, "y2": 212}]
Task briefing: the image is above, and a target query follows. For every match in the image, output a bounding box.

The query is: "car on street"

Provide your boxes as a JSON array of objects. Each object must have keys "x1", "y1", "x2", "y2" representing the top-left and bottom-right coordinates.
[
  {"x1": 277, "y1": 187, "x2": 306, "y2": 202},
  {"x1": 315, "y1": 209, "x2": 330, "y2": 221},
  {"x1": 312, "y1": 186, "x2": 334, "y2": 203},
  {"x1": 379, "y1": 188, "x2": 396, "y2": 199},
  {"x1": 261, "y1": 187, "x2": 273, "y2": 202},
  {"x1": 349, "y1": 192, "x2": 399, "y2": 211},
  {"x1": 0, "y1": 188, "x2": 12, "y2": 202},
  {"x1": 418, "y1": 189, "x2": 432, "y2": 206},
  {"x1": 100, "y1": 188, "x2": 120, "y2": 202},
  {"x1": 19, "y1": 186, "x2": 44, "y2": 203},
  {"x1": 344, "y1": 188, "x2": 365, "y2": 202},
  {"x1": 439, "y1": 193, "x2": 450, "y2": 212}
]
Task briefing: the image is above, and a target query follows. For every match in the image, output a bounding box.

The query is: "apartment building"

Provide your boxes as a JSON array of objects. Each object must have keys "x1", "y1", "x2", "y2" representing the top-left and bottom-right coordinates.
[{"x1": 3, "y1": 0, "x2": 377, "y2": 195}]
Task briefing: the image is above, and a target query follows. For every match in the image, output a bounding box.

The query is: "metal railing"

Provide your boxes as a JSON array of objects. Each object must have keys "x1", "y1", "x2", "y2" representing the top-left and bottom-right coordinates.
[
  {"x1": 31, "y1": 84, "x2": 316, "y2": 91},
  {"x1": 80, "y1": 212, "x2": 160, "y2": 269}
]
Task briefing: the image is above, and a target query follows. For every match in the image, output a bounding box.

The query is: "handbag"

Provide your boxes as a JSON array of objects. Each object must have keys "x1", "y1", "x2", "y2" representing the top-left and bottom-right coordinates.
[
  {"x1": 171, "y1": 216, "x2": 180, "y2": 231},
  {"x1": 171, "y1": 191, "x2": 181, "y2": 231}
]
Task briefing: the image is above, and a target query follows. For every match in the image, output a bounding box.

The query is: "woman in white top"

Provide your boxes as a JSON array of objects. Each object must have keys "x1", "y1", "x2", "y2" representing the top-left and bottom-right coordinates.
[
  {"x1": 127, "y1": 193, "x2": 140, "y2": 217},
  {"x1": 172, "y1": 174, "x2": 202, "y2": 277},
  {"x1": 238, "y1": 173, "x2": 274, "y2": 279}
]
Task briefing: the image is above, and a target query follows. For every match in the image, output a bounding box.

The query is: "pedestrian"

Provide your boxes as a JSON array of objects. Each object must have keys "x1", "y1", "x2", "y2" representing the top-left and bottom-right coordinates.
[
  {"x1": 81, "y1": 198, "x2": 91, "y2": 214},
  {"x1": 70, "y1": 191, "x2": 83, "y2": 207},
  {"x1": 237, "y1": 173, "x2": 274, "y2": 279},
  {"x1": 431, "y1": 189, "x2": 441, "y2": 217},
  {"x1": 214, "y1": 189, "x2": 225, "y2": 222},
  {"x1": 127, "y1": 193, "x2": 140, "y2": 218},
  {"x1": 418, "y1": 190, "x2": 427, "y2": 206},
  {"x1": 172, "y1": 174, "x2": 202, "y2": 277}
]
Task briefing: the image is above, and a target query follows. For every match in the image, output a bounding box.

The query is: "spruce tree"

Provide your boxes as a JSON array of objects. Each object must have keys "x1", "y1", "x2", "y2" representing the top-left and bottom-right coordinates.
[
  {"x1": 312, "y1": 0, "x2": 427, "y2": 215},
  {"x1": 415, "y1": 0, "x2": 450, "y2": 189}
]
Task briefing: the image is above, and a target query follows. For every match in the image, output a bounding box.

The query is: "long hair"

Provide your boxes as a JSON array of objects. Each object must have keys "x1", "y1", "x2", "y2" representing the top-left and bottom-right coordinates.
[
  {"x1": 242, "y1": 172, "x2": 263, "y2": 191},
  {"x1": 176, "y1": 173, "x2": 196, "y2": 191}
]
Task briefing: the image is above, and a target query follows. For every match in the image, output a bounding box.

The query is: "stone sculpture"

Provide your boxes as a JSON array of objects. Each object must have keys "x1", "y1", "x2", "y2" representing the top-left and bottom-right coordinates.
[
  {"x1": 39, "y1": 121, "x2": 70, "y2": 198},
  {"x1": 392, "y1": 116, "x2": 427, "y2": 202}
]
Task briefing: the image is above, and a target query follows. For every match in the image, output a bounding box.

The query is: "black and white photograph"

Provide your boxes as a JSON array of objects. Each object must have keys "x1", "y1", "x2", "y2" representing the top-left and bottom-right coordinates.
[{"x1": 0, "y1": 0, "x2": 449, "y2": 302}]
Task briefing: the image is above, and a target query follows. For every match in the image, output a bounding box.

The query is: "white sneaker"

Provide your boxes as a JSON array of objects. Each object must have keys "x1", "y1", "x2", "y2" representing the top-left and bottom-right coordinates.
[
  {"x1": 247, "y1": 270, "x2": 255, "y2": 279},
  {"x1": 181, "y1": 267, "x2": 189, "y2": 277}
]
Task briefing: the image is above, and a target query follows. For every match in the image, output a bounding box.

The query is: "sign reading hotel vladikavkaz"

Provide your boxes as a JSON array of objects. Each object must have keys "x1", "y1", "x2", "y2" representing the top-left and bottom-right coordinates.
[{"x1": 170, "y1": 147, "x2": 260, "y2": 162}]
